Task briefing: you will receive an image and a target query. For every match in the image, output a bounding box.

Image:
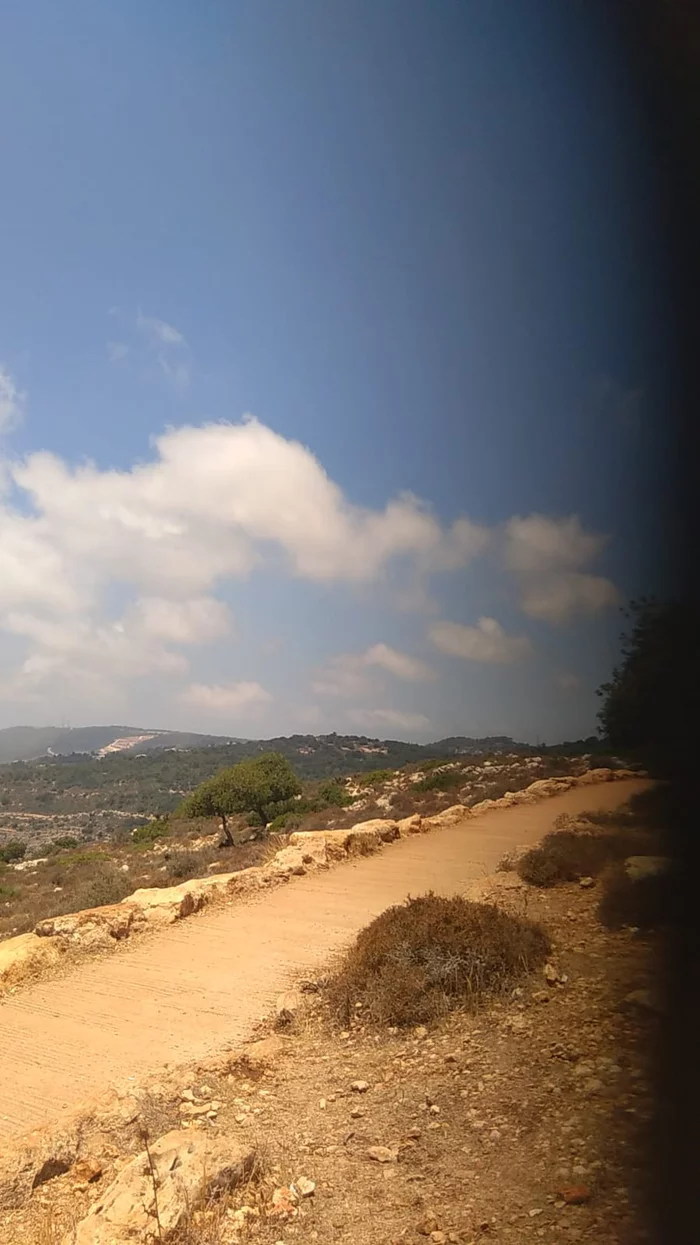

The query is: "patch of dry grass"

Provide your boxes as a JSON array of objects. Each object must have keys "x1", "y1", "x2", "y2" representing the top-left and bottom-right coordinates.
[{"x1": 327, "y1": 892, "x2": 550, "y2": 1027}]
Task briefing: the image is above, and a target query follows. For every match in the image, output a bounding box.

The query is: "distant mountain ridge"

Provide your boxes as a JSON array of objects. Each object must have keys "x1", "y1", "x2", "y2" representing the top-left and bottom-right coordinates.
[
  {"x1": 0, "y1": 724, "x2": 606, "y2": 767},
  {"x1": 0, "y1": 725, "x2": 241, "y2": 764}
]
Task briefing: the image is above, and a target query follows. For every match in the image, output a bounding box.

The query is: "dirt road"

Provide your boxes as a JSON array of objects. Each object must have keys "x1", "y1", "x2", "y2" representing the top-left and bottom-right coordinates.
[{"x1": 0, "y1": 779, "x2": 647, "y2": 1140}]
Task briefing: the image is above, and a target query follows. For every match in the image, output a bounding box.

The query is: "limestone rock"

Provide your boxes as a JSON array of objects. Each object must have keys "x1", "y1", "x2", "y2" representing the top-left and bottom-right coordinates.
[
  {"x1": 0, "y1": 931, "x2": 68, "y2": 992},
  {"x1": 367, "y1": 1145, "x2": 397, "y2": 1163},
  {"x1": 397, "y1": 814, "x2": 424, "y2": 836},
  {"x1": 65, "y1": 1129, "x2": 255, "y2": 1244},
  {"x1": 351, "y1": 818, "x2": 400, "y2": 842},
  {"x1": 264, "y1": 847, "x2": 307, "y2": 878},
  {"x1": 425, "y1": 805, "x2": 470, "y2": 828},
  {"x1": 35, "y1": 904, "x2": 145, "y2": 942}
]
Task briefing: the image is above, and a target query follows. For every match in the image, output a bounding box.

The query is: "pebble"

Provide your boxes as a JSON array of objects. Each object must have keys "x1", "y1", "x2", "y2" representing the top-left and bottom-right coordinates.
[
  {"x1": 367, "y1": 1145, "x2": 398, "y2": 1163},
  {"x1": 351, "y1": 1080, "x2": 370, "y2": 1093}
]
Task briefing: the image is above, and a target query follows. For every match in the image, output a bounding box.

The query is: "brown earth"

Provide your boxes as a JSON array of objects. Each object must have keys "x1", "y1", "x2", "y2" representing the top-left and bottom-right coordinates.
[{"x1": 0, "y1": 780, "x2": 648, "y2": 1148}]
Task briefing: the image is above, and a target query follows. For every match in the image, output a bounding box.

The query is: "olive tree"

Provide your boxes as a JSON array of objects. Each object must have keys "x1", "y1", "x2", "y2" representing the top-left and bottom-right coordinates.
[{"x1": 178, "y1": 752, "x2": 302, "y2": 845}]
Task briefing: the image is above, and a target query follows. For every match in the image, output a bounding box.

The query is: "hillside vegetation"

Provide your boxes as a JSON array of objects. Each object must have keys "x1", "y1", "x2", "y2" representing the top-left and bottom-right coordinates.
[{"x1": 0, "y1": 749, "x2": 634, "y2": 941}]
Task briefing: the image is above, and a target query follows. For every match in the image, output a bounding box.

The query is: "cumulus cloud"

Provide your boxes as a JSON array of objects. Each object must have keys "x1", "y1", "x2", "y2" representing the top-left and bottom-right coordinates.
[
  {"x1": 0, "y1": 416, "x2": 485, "y2": 707},
  {"x1": 503, "y1": 514, "x2": 620, "y2": 623},
  {"x1": 520, "y1": 572, "x2": 621, "y2": 623},
  {"x1": 131, "y1": 596, "x2": 233, "y2": 644},
  {"x1": 0, "y1": 365, "x2": 24, "y2": 432},
  {"x1": 313, "y1": 642, "x2": 435, "y2": 697},
  {"x1": 349, "y1": 707, "x2": 432, "y2": 734},
  {"x1": 180, "y1": 681, "x2": 272, "y2": 713},
  {"x1": 429, "y1": 617, "x2": 532, "y2": 664}
]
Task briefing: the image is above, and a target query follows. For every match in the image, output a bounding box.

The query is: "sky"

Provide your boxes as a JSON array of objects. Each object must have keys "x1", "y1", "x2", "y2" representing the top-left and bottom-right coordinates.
[{"x1": 0, "y1": 1, "x2": 669, "y2": 743}]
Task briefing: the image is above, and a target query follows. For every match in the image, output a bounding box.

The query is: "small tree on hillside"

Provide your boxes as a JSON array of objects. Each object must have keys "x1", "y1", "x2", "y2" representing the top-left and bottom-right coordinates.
[{"x1": 178, "y1": 752, "x2": 302, "y2": 845}]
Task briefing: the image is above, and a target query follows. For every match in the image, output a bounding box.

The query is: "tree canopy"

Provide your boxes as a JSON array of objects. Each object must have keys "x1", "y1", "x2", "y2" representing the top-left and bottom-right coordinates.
[
  {"x1": 178, "y1": 751, "x2": 302, "y2": 844},
  {"x1": 597, "y1": 598, "x2": 699, "y2": 778}
]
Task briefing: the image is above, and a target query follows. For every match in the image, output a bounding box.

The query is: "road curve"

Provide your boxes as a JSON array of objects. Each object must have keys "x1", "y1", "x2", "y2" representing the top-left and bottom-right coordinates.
[{"x1": 0, "y1": 779, "x2": 648, "y2": 1140}]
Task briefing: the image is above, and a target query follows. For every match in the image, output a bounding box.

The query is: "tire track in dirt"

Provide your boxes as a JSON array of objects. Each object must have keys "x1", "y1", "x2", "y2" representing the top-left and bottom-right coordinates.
[{"x1": 0, "y1": 779, "x2": 648, "y2": 1139}]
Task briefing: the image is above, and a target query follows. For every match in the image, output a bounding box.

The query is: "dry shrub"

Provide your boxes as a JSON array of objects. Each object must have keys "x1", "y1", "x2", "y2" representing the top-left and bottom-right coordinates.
[
  {"x1": 327, "y1": 892, "x2": 550, "y2": 1027},
  {"x1": 517, "y1": 827, "x2": 655, "y2": 888},
  {"x1": 597, "y1": 861, "x2": 673, "y2": 930}
]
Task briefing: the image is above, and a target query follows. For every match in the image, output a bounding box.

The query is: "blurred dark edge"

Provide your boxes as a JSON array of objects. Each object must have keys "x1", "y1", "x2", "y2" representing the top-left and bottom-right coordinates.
[{"x1": 614, "y1": 2, "x2": 699, "y2": 1241}]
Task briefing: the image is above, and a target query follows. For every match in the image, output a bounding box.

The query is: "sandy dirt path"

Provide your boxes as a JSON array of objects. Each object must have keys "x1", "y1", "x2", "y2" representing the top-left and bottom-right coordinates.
[{"x1": 0, "y1": 779, "x2": 648, "y2": 1140}]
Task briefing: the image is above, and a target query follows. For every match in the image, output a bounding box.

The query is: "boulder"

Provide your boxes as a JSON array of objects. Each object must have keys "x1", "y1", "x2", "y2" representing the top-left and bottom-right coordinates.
[
  {"x1": 289, "y1": 827, "x2": 383, "y2": 860},
  {"x1": 351, "y1": 818, "x2": 400, "y2": 842},
  {"x1": 469, "y1": 799, "x2": 500, "y2": 816},
  {"x1": 286, "y1": 834, "x2": 329, "y2": 867},
  {"x1": 576, "y1": 768, "x2": 615, "y2": 785},
  {"x1": 225, "y1": 866, "x2": 269, "y2": 895},
  {"x1": 396, "y1": 814, "x2": 425, "y2": 836},
  {"x1": 425, "y1": 805, "x2": 469, "y2": 828},
  {"x1": 289, "y1": 830, "x2": 352, "y2": 861},
  {"x1": 121, "y1": 885, "x2": 204, "y2": 926},
  {"x1": 178, "y1": 872, "x2": 240, "y2": 902},
  {"x1": 0, "y1": 932, "x2": 68, "y2": 992},
  {"x1": 525, "y1": 778, "x2": 574, "y2": 798},
  {"x1": 65, "y1": 1129, "x2": 256, "y2": 1244},
  {"x1": 264, "y1": 847, "x2": 307, "y2": 879},
  {"x1": 35, "y1": 904, "x2": 144, "y2": 944}
]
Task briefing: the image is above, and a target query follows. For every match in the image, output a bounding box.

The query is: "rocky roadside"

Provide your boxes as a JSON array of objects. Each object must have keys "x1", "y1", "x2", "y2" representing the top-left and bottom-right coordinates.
[
  {"x1": 0, "y1": 852, "x2": 657, "y2": 1245},
  {"x1": 0, "y1": 768, "x2": 641, "y2": 1000}
]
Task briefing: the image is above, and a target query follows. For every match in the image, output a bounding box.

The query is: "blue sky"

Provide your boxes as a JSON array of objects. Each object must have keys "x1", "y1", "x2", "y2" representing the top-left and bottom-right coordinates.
[{"x1": 0, "y1": 1, "x2": 667, "y2": 742}]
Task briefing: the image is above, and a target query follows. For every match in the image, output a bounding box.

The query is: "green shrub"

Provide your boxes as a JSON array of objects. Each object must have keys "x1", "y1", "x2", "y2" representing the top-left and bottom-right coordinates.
[
  {"x1": 268, "y1": 812, "x2": 304, "y2": 833},
  {"x1": 316, "y1": 779, "x2": 352, "y2": 807},
  {"x1": 356, "y1": 769, "x2": 394, "y2": 788},
  {"x1": 45, "y1": 835, "x2": 80, "y2": 855},
  {"x1": 132, "y1": 821, "x2": 171, "y2": 845},
  {"x1": 327, "y1": 892, "x2": 550, "y2": 1027},
  {"x1": 0, "y1": 840, "x2": 26, "y2": 864},
  {"x1": 413, "y1": 769, "x2": 463, "y2": 794}
]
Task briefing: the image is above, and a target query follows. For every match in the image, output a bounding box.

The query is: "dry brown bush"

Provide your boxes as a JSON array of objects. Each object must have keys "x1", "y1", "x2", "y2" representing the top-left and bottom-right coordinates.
[
  {"x1": 327, "y1": 892, "x2": 550, "y2": 1027},
  {"x1": 517, "y1": 828, "x2": 655, "y2": 888}
]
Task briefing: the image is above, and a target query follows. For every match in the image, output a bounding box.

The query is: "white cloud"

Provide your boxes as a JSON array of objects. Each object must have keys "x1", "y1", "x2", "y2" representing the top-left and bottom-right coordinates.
[
  {"x1": 0, "y1": 364, "x2": 24, "y2": 432},
  {"x1": 130, "y1": 596, "x2": 233, "y2": 644},
  {"x1": 504, "y1": 514, "x2": 604, "y2": 573},
  {"x1": 313, "y1": 642, "x2": 435, "y2": 698},
  {"x1": 364, "y1": 643, "x2": 435, "y2": 682},
  {"x1": 0, "y1": 399, "x2": 623, "y2": 720},
  {"x1": 520, "y1": 572, "x2": 621, "y2": 623},
  {"x1": 107, "y1": 341, "x2": 129, "y2": 362},
  {"x1": 503, "y1": 514, "x2": 619, "y2": 623},
  {"x1": 557, "y1": 672, "x2": 581, "y2": 692},
  {"x1": 135, "y1": 311, "x2": 186, "y2": 347},
  {"x1": 429, "y1": 617, "x2": 532, "y2": 664},
  {"x1": 349, "y1": 707, "x2": 432, "y2": 734},
  {"x1": 180, "y1": 681, "x2": 272, "y2": 713}
]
